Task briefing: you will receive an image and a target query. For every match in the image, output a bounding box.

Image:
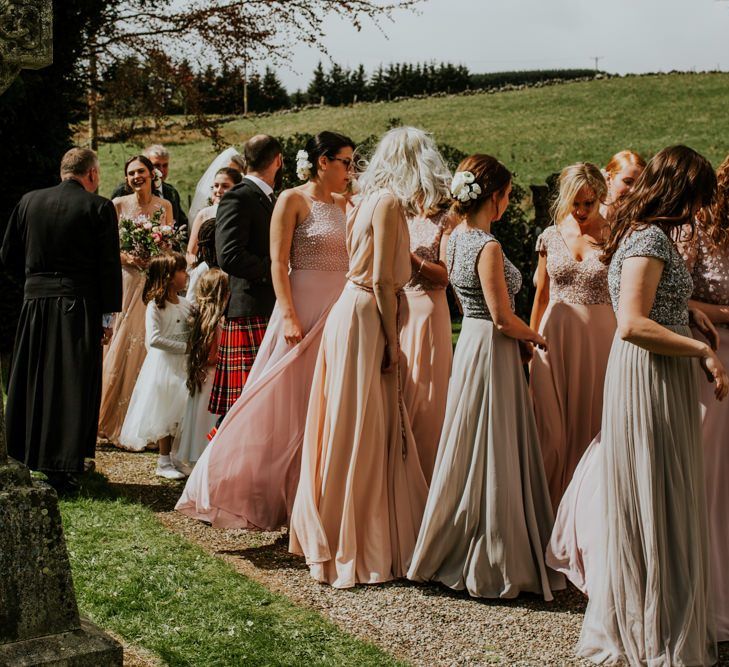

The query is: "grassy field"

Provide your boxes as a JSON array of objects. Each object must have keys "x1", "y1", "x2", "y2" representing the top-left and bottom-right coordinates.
[
  {"x1": 59, "y1": 473, "x2": 403, "y2": 667},
  {"x1": 96, "y1": 73, "x2": 729, "y2": 206}
]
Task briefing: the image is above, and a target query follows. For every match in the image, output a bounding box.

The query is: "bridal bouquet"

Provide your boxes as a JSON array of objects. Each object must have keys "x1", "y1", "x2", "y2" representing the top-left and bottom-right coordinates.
[{"x1": 119, "y1": 208, "x2": 185, "y2": 261}]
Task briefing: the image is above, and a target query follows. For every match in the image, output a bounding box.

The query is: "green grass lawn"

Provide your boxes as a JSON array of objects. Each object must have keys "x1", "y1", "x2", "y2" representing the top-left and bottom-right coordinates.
[
  {"x1": 98, "y1": 73, "x2": 729, "y2": 206},
  {"x1": 59, "y1": 475, "x2": 404, "y2": 667}
]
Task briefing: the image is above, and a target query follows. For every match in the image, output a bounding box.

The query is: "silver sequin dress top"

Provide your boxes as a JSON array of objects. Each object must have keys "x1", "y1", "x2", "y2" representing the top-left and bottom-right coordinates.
[
  {"x1": 290, "y1": 201, "x2": 349, "y2": 272},
  {"x1": 536, "y1": 225, "x2": 610, "y2": 305},
  {"x1": 607, "y1": 225, "x2": 692, "y2": 326},
  {"x1": 447, "y1": 227, "x2": 522, "y2": 319}
]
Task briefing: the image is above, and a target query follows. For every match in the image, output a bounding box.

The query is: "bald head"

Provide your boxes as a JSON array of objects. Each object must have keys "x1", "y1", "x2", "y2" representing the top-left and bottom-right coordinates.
[{"x1": 243, "y1": 134, "x2": 282, "y2": 174}]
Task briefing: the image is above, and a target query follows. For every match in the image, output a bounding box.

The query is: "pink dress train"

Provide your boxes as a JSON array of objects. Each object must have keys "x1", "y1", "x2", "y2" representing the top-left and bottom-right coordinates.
[
  {"x1": 399, "y1": 211, "x2": 452, "y2": 483},
  {"x1": 289, "y1": 191, "x2": 429, "y2": 588},
  {"x1": 529, "y1": 225, "x2": 615, "y2": 509},
  {"x1": 176, "y1": 201, "x2": 348, "y2": 530}
]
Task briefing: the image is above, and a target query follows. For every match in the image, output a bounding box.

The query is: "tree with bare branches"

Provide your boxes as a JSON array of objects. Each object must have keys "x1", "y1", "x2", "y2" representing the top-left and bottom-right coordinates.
[{"x1": 84, "y1": 0, "x2": 421, "y2": 148}]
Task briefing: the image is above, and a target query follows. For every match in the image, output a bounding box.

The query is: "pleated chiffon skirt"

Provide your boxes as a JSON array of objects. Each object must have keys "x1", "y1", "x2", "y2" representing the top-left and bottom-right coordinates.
[
  {"x1": 577, "y1": 326, "x2": 717, "y2": 666},
  {"x1": 529, "y1": 301, "x2": 615, "y2": 509},
  {"x1": 289, "y1": 284, "x2": 429, "y2": 589},
  {"x1": 407, "y1": 317, "x2": 563, "y2": 600}
]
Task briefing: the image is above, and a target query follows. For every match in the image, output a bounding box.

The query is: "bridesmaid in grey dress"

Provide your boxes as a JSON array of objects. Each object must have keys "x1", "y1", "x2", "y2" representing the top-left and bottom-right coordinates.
[
  {"x1": 408, "y1": 154, "x2": 564, "y2": 600},
  {"x1": 577, "y1": 146, "x2": 728, "y2": 666}
]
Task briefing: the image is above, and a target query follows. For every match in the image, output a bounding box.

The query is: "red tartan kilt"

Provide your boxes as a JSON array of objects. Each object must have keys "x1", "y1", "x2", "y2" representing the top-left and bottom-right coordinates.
[{"x1": 208, "y1": 315, "x2": 268, "y2": 415}]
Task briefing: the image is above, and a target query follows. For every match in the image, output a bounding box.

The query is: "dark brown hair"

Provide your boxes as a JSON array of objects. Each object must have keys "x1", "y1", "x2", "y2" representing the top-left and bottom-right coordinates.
[
  {"x1": 187, "y1": 269, "x2": 229, "y2": 395},
  {"x1": 304, "y1": 131, "x2": 356, "y2": 178},
  {"x1": 194, "y1": 218, "x2": 218, "y2": 269},
  {"x1": 60, "y1": 148, "x2": 98, "y2": 176},
  {"x1": 244, "y1": 134, "x2": 282, "y2": 172},
  {"x1": 143, "y1": 252, "x2": 187, "y2": 308},
  {"x1": 706, "y1": 153, "x2": 729, "y2": 250},
  {"x1": 215, "y1": 167, "x2": 243, "y2": 185},
  {"x1": 601, "y1": 145, "x2": 717, "y2": 264},
  {"x1": 450, "y1": 154, "x2": 511, "y2": 217}
]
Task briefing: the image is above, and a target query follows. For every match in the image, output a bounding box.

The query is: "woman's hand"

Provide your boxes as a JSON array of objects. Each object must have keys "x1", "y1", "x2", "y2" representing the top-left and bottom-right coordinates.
[
  {"x1": 382, "y1": 341, "x2": 399, "y2": 374},
  {"x1": 523, "y1": 330, "x2": 547, "y2": 351},
  {"x1": 700, "y1": 348, "x2": 729, "y2": 401},
  {"x1": 691, "y1": 307, "x2": 720, "y2": 351},
  {"x1": 518, "y1": 340, "x2": 534, "y2": 364},
  {"x1": 283, "y1": 314, "x2": 303, "y2": 345}
]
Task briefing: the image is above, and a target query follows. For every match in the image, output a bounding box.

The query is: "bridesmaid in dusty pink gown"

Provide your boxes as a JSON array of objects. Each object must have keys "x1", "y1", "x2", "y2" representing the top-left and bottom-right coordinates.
[
  {"x1": 529, "y1": 163, "x2": 615, "y2": 509},
  {"x1": 400, "y1": 204, "x2": 453, "y2": 483},
  {"x1": 176, "y1": 132, "x2": 354, "y2": 530},
  {"x1": 680, "y1": 165, "x2": 729, "y2": 640},
  {"x1": 289, "y1": 127, "x2": 436, "y2": 589}
]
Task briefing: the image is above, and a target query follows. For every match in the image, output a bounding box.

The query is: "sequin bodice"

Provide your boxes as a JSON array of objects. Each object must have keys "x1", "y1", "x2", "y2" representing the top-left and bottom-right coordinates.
[
  {"x1": 536, "y1": 226, "x2": 610, "y2": 305},
  {"x1": 290, "y1": 201, "x2": 349, "y2": 271},
  {"x1": 404, "y1": 210, "x2": 448, "y2": 292},
  {"x1": 608, "y1": 225, "x2": 692, "y2": 326},
  {"x1": 447, "y1": 227, "x2": 522, "y2": 320},
  {"x1": 679, "y1": 225, "x2": 729, "y2": 312}
]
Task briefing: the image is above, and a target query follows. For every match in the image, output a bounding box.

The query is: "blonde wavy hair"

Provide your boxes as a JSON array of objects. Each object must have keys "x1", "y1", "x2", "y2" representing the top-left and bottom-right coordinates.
[
  {"x1": 706, "y1": 153, "x2": 729, "y2": 250},
  {"x1": 357, "y1": 126, "x2": 452, "y2": 216},
  {"x1": 551, "y1": 162, "x2": 607, "y2": 224}
]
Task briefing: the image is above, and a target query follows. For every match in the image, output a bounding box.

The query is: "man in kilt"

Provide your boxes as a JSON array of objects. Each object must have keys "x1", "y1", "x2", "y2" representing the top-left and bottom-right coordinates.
[{"x1": 210, "y1": 135, "x2": 282, "y2": 416}]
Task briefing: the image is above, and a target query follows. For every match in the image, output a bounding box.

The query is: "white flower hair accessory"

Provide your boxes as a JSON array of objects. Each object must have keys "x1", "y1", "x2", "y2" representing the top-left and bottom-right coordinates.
[
  {"x1": 153, "y1": 168, "x2": 163, "y2": 190},
  {"x1": 296, "y1": 149, "x2": 313, "y2": 181},
  {"x1": 451, "y1": 171, "x2": 482, "y2": 203}
]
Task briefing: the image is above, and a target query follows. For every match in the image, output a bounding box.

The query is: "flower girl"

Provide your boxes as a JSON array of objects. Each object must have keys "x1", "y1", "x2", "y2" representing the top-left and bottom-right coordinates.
[
  {"x1": 172, "y1": 268, "x2": 229, "y2": 473},
  {"x1": 119, "y1": 252, "x2": 191, "y2": 479}
]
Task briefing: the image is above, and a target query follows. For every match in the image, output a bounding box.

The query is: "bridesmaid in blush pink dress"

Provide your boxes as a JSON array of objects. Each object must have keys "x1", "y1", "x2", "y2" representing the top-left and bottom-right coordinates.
[
  {"x1": 289, "y1": 127, "x2": 437, "y2": 589},
  {"x1": 529, "y1": 163, "x2": 615, "y2": 510},
  {"x1": 176, "y1": 132, "x2": 355, "y2": 530},
  {"x1": 400, "y1": 204, "x2": 454, "y2": 483}
]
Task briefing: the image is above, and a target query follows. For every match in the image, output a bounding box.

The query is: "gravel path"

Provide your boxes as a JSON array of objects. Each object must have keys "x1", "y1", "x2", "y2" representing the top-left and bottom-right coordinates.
[{"x1": 95, "y1": 447, "x2": 729, "y2": 666}]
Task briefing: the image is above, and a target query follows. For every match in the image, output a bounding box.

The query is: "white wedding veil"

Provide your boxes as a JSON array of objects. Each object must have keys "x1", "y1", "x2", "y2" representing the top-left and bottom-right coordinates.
[{"x1": 189, "y1": 146, "x2": 241, "y2": 222}]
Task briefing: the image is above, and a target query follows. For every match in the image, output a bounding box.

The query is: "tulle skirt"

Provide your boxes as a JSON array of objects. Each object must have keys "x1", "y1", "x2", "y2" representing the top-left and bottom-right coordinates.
[
  {"x1": 171, "y1": 367, "x2": 216, "y2": 474},
  {"x1": 407, "y1": 317, "x2": 563, "y2": 599},
  {"x1": 118, "y1": 348, "x2": 188, "y2": 451},
  {"x1": 576, "y1": 327, "x2": 716, "y2": 666}
]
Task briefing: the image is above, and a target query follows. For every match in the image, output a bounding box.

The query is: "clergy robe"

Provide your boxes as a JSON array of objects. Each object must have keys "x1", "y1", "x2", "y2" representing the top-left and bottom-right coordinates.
[{"x1": 0, "y1": 178, "x2": 122, "y2": 472}]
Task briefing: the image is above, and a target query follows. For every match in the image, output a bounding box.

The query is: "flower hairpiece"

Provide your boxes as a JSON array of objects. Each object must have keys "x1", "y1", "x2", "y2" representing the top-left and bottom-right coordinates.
[
  {"x1": 296, "y1": 150, "x2": 313, "y2": 181},
  {"x1": 153, "y1": 168, "x2": 164, "y2": 190},
  {"x1": 451, "y1": 171, "x2": 482, "y2": 203}
]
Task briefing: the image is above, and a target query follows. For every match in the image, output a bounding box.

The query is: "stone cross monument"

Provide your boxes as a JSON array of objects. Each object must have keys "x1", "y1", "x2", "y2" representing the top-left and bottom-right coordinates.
[{"x1": 0, "y1": 2, "x2": 123, "y2": 664}]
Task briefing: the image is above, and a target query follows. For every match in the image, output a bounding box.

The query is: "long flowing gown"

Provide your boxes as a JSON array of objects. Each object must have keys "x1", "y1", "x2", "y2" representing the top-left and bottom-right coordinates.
[
  {"x1": 399, "y1": 211, "x2": 452, "y2": 483},
  {"x1": 529, "y1": 225, "x2": 615, "y2": 509},
  {"x1": 176, "y1": 201, "x2": 349, "y2": 530},
  {"x1": 408, "y1": 227, "x2": 563, "y2": 599},
  {"x1": 97, "y1": 264, "x2": 147, "y2": 443},
  {"x1": 576, "y1": 225, "x2": 716, "y2": 666},
  {"x1": 289, "y1": 191, "x2": 429, "y2": 589},
  {"x1": 681, "y1": 225, "x2": 729, "y2": 642}
]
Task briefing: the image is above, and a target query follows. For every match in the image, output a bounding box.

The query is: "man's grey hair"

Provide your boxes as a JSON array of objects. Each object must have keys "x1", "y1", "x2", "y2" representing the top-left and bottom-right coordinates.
[{"x1": 143, "y1": 144, "x2": 170, "y2": 159}]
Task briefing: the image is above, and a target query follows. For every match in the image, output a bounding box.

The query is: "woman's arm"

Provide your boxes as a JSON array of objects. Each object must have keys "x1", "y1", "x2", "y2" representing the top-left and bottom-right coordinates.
[
  {"x1": 162, "y1": 199, "x2": 174, "y2": 226},
  {"x1": 478, "y1": 242, "x2": 547, "y2": 348},
  {"x1": 372, "y1": 195, "x2": 403, "y2": 373},
  {"x1": 186, "y1": 210, "x2": 205, "y2": 265},
  {"x1": 529, "y1": 253, "x2": 551, "y2": 331},
  {"x1": 617, "y1": 256, "x2": 727, "y2": 399},
  {"x1": 146, "y1": 303, "x2": 187, "y2": 354},
  {"x1": 270, "y1": 190, "x2": 307, "y2": 344},
  {"x1": 688, "y1": 299, "x2": 729, "y2": 326}
]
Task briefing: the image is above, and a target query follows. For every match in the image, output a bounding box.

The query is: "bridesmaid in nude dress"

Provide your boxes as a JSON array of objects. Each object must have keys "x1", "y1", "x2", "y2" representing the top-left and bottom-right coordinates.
[
  {"x1": 600, "y1": 149, "x2": 646, "y2": 222},
  {"x1": 529, "y1": 164, "x2": 614, "y2": 509},
  {"x1": 576, "y1": 146, "x2": 727, "y2": 666},
  {"x1": 408, "y1": 155, "x2": 563, "y2": 600},
  {"x1": 289, "y1": 127, "x2": 437, "y2": 588},
  {"x1": 176, "y1": 132, "x2": 355, "y2": 530},
  {"x1": 98, "y1": 156, "x2": 173, "y2": 446},
  {"x1": 679, "y1": 154, "x2": 729, "y2": 641},
  {"x1": 400, "y1": 177, "x2": 454, "y2": 482}
]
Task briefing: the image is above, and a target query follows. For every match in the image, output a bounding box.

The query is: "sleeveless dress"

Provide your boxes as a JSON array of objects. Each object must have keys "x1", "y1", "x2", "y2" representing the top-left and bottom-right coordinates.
[
  {"x1": 176, "y1": 201, "x2": 349, "y2": 530},
  {"x1": 407, "y1": 227, "x2": 563, "y2": 600},
  {"x1": 97, "y1": 264, "x2": 147, "y2": 444},
  {"x1": 529, "y1": 225, "x2": 616, "y2": 509},
  {"x1": 399, "y1": 211, "x2": 452, "y2": 483},
  {"x1": 289, "y1": 192, "x2": 429, "y2": 588},
  {"x1": 576, "y1": 225, "x2": 716, "y2": 666},
  {"x1": 681, "y1": 225, "x2": 729, "y2": 642}
]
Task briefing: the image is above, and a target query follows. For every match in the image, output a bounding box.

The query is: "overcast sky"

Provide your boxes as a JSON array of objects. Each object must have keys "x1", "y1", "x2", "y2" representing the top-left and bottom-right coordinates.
[{"x1": 273, "y1": 0, "x2": 729, "y2": 91}]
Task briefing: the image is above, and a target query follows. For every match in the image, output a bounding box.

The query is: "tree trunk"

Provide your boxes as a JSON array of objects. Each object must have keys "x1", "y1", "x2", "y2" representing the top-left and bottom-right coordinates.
[{"x1": 88, "y1": 51, "x2": 99, "y2": 151}]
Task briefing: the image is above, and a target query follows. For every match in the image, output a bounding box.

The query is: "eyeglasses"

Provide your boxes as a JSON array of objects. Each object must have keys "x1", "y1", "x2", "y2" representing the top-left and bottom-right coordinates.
[{"x1": 328, "y1": 156, "x2": 353, "y2": 170}]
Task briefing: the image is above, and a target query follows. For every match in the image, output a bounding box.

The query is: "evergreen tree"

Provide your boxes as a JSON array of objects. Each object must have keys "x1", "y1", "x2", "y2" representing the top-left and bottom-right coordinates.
[
  {"x1": 350, "y1": 64, "x2": 368, "y2": 102},
  {"x1": 307, "y1": 61, "x2": 328, "y2": 105},
  {"x1": 261, "y1": 67, "x2": 290, "y2": 111}
]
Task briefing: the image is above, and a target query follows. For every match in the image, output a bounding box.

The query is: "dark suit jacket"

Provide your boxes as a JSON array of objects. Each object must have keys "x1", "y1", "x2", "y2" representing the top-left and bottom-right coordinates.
[
  {"x1": 111, "y1": 180, "x2": 188, "y2": 231},
  {"x1": 1, "y1": 179, "x2": 122, "y2": 314},
  {"x1": 215, "y1": 178, "x2": 276, "y2": 318}
]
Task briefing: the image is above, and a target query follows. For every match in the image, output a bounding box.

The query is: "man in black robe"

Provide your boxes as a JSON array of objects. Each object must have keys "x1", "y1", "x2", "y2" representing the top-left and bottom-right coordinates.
[{"x1": 0, "y1": 148, "x2": 122, "y2": 491}]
